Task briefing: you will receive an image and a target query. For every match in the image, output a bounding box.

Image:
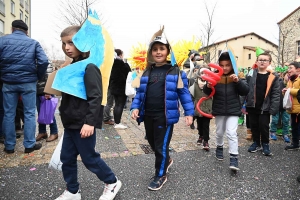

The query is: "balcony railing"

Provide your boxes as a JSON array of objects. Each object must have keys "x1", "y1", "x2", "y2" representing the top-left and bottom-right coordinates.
[
  {"x1": 0, "y1": 1, "x2": 5, "y2": 16},
  {"x1": 20, "y1": 0, "x2": 24, "y2": 8},
  {"x1": 25, "y1": 1, "x2": 29, "y2": 13}
]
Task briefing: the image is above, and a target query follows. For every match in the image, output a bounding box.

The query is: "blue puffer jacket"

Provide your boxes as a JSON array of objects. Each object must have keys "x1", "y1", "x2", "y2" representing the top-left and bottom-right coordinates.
[
  {"x1": 0, "y1": 30, "x2": 49, "y2": 83},
  {"x1": 130, "y1": 65, "x2": 194, "y2": 125}
]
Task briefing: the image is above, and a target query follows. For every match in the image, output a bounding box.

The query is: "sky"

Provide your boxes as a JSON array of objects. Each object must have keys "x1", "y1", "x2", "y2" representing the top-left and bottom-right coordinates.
[{"x1": 31, "y1": 0, "x2": 300, "y2": 59}]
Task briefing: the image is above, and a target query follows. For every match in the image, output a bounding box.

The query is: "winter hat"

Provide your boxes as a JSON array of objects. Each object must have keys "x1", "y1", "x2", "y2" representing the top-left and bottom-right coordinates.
[{"x1": 12, "y1": 20, "x2": 28, "y2": 31}]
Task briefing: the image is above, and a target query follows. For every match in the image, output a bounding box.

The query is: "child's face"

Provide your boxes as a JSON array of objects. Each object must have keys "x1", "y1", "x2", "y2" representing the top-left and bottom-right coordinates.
[
  {"x1": 61, "y1": 34, "x2": 82, "y2": 60},
  {"x1": 219, "y1": 60, "x2": 233, "y2": 75},
  {"x1": 256, "y1": 55, "x2": 271, "y2": 70},
  {"x1": 151, "y1": 43, "x2": 169, "y2": 66},
  {"x1": 288, "y1": 65, "x2": 300, "y2": 77}
]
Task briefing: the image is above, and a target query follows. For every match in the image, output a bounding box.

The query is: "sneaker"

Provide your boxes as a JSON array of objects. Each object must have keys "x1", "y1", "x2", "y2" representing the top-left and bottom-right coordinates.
[
  {"x1": 104, "y1": 119, "x2": 114, "y2": 125},
  {"x1": 229, "y1": 155, "x2": 239, "y2": 171},
  {"x1": 114, "y1": 123, "x2": 128, "y2": 129},
  {"x1": 270, "y1": 133, "x2": 277, "y2": 141},
  {"x1": 166, "y1": 158, "x2": 173, "y2": 173},
  {"x1": 285, "y1": 144, "x2": 300, "y2": 150},
  {"x1": 297, "y1": 175, "x2": 300, "y2": 183},
  {"x1": 24, "y1": 143, "x2": 42, "y2": 153},
  {"x1": 3, "y1": 148, "x2": 14, "y2": 154},
  {"x1": 248, "y1": 142, "x2": 262, "y2": 153},
  {"x1": 99, "y1": 179, "x2": 122, "y2": 200},
  {"x1": 148, "y1": 175, "x2": 167, "y2": 191},
  {"x1": 190, "y1": 123, "x2": 195, "y2": 130},
  {"x1": 262, "y1": 143, "x2": 272, "y2": 156},
  {"x1": 114, "y1": 123, "x2": 127, "y2": 129},
  {"x1": 197, "y1": 136, "x2": 203, "y2": 145},
  {"x1": 215, "y1": 146, "x2": 223, "y2": 160},
  {"x1": 246, "y1": 129, "x2": 252, "y2": 140},
  {"x1": 55, "y1": 190, "x2": 81, "y2": 200},
  {"x1": 203, "y1": 141, "x2": 210, "y2": 151},
  {"x1": 283, "y1": 135, "x2": 290, "y2": 143}
]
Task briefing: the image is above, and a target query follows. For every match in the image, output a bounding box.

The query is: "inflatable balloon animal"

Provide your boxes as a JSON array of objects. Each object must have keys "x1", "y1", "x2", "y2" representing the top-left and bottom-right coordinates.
[{"x1": 196, "y1": 63, "x2": 223, "y2": 118}]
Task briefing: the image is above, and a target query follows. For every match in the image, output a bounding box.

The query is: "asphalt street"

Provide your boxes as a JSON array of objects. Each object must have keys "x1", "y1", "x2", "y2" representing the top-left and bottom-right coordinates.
[{"x1": 1, "y1": 143, "x2": 300, "y2": 200}]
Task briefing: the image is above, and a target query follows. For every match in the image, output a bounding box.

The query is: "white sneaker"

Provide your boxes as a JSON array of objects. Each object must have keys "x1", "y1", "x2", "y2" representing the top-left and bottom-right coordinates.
[
  {"x1": 114, "y1": 123, "x2": 127, "y2": 129},
  {"x1": 99, "y1": 180, "x2": 122, "y2": 200},
  {"x1": 55, "y1": 190, "x2": 81, "y2": 200}
]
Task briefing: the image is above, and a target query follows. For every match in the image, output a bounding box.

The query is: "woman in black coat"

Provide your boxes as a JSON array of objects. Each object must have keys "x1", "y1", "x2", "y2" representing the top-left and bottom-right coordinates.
[{"x1": 109, "y1": 49, "x2": 131, "y2": 129}]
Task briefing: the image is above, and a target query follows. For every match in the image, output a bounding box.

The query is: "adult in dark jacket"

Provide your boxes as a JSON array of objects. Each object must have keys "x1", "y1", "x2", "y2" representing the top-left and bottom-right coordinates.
[
  {"x1": 109, "y1": 49, "x2": 131, "y2": 129},
  {"x1": 35, "y1": 63, "x2": 59, "y2": 142},
  {"x1": 0, "y1": 20, "x2": 48, "y2": 154}
]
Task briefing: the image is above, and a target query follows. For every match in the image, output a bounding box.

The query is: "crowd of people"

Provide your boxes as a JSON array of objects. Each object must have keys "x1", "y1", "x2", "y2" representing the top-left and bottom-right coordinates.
[{"x1": 0, "y1": 19, "x2": 300, "y2": 200}]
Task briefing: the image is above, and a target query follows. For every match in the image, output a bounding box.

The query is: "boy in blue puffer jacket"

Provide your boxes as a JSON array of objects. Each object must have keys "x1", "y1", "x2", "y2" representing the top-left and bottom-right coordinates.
[{"x1": 130, "y1": 36, "x2": 194, "y2": 191}]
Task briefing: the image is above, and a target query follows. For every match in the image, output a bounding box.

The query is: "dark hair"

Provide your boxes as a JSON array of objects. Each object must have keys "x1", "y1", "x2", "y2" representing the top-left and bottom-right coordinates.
[
  {"x1": 115, "y1": 49, "x2": 123, "y2": 56},
  {"x1": 218, "y1": 52, "x2": 230, "y2": 62},
  {"x1": 257, "y1": 52, "x2": 272, "y2": 62},
  {"x1": 150, "y1": 42, "x2": 171, "y2": 53},
  {"x1": 290, "y1": 61, "x2": 300, "y2": 69}
]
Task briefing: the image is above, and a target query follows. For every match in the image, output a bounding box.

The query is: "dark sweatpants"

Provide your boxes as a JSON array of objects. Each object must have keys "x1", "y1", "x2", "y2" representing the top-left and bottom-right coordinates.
[
  {"x1": 144, "y1": 115, "x2": 173, "y2": 177},
  {"x1": 196, "y1": 116, "x2": 211, "y2": 141},
  {"x1": 248, "y1": 113, "x2": 270, "y2": 145}
]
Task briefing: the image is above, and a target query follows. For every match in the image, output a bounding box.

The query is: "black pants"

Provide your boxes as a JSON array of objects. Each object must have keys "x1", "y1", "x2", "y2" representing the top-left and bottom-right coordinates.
[
  {"x1": 249, "y1": 113, "x2": 270, "y2": 145},
  {"x1": 112, "y1": 94, "x2": 127, "y2": 124},
  {"x1": 246, "y1": 114, "x2": 250, "y2": 129},
  {"x1": 290, "y1": 114, "x2": 300, "y2": 146},
  {"x1": 144, "y1": 115, "x2": 173, "y2": 177},
  {"x1": 196, "y1": 116, "x2": 211, "y2": 141}
]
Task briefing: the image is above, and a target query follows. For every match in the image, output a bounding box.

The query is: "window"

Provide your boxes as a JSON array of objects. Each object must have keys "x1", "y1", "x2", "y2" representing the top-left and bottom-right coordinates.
[
  {"x1": 20, "y1": 10, "x2": 23, "y2": 20},
  {"x1": 11, "y1": 1, "x2": 15, "y2": 15},
  {"x1": 298, "y1": 41, "x2": 300, "y2": 56},
  {"x1": 0, "y1": 20, "x2": 4, "y2": 36},
  {"x1": 25, "y1": 15, "x2": 28, "y2": 24},
  {"x1": 248, "y1": 53, "x2": 251, "y2": 60},
  {"x1": 20, "y1": 0, "x2": 24, "y2": 7}
]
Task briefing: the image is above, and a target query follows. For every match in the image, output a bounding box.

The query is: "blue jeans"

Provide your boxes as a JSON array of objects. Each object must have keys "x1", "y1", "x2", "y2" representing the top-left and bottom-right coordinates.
[
  {"x1": 0, "y1": 85, "x2": 3, "y2": 138},
  {"x1": 36, "y1": 95, "x2": 58, "y2": 134},
  {"x1": 270, "y1": 110, "x2": 290, "y2": 135},
  {"x1": 61, "y1": 128, "x2": 116, "y2": 193},
  {"x1": 2, "y1": 82, "x2": 36, "y2": 150}
]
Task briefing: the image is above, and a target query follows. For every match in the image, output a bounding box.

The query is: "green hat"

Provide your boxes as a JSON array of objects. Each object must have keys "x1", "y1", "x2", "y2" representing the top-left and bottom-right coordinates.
[{"x1": 256, "y1": 47, "x2": 264, "y2": 57}]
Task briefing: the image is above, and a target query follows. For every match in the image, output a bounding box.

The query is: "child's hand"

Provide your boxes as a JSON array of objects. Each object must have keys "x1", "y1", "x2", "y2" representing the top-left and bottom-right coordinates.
[
  {"x1": 80, "y1": 124, "x2": 94, "y2": 138},
  {"x1": 44, "y1": 94, "x2": 51, "y2": 99},
  {"x1": 282, "y1": 88, "x2": 287, "y2": 94},
  {"x1": 185, "y1": 116, "x2": 193, "y2": 126},
  {"x1": 207, "y1": 82, "x2": 212, "y2": 88},
  {"x1": 131, "y1": 109, "x2": 139, "y2": 120},
  {"x1": 229, "y1": 74, "x2": 239, "y2": 82}
]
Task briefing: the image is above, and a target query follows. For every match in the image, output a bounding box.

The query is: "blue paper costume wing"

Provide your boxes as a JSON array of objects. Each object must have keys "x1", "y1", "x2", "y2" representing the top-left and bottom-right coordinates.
[{"x1": 228, "y1": 50, "x2": 238, "y2": 76}]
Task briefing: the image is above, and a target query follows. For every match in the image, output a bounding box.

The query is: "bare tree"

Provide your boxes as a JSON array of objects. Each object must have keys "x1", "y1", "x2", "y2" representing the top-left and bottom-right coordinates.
[
  {"x1": 199, "y1": 1, "x2": 218, "y2": 63},
  {"x1": 40, "y1": 41, "x2": 64, "y2": 61}
]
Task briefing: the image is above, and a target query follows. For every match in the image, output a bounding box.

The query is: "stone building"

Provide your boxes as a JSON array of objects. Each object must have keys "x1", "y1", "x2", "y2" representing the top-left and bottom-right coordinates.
[
  {"x1": 277, "y1": 6, "x2": 300, "y2": 66},
  {"x1": 199, "y1": 32, "x2": 278, "y2": 70}
]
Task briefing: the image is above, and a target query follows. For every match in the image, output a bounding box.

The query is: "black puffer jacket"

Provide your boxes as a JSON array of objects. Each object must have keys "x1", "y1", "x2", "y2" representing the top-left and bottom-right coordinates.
[
  {"x1": 36, "y1": 63, "x2": 53, "y2": 95},
  {"x1": 203, "y1": 73, "x2": 249, "y2": 116},
  {"x1": 109, "y1": 58, "x2": 131, "y2": 95}
]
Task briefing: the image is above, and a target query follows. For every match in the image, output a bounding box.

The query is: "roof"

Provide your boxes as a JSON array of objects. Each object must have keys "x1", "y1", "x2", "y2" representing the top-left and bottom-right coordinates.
[
  {"x1": 199, "y1": 32, "x2": 278, "y2": 50},
  {"x1": 277, "y1": 6, "x2": 300, "y2": 24}
]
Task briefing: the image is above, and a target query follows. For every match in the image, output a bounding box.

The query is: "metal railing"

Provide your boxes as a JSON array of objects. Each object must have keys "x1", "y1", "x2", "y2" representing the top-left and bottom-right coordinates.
[{"x1": 0, "y1": 1, "x2": 5, "y2": 15}]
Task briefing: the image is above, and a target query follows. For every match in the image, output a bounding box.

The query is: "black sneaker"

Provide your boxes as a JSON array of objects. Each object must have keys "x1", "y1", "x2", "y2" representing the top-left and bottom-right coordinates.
[
  {"x1": 262, "y1": 143, "x2": 272, "y2": 156},
  {"x1": 285, "y1": 144, "x2": 299, "y2": 150},
  {"x1": 229, "y1": 155, "x2": 239, "y2": 171},
  {"x1": 148, "y1": 175, "x2": 167, "y2": 191},
  {"x1": 4, "y1": 148, "x2": 14, "y2": 154},
  {"x1": 24, "y1": 143, "x2": 42, "y2": 153},
  {"x1": 248, "y1": 142, "x2": 262, "y2": 153},
  {"x1": 166, "y1": 158, "x2": 173, "y2": 173},
  {"x1": 203, "y1": 141, "x2": 210, "y2": 151},
  {"x1": 16, "y1": 133, "x2": 21, "y2": 139},
  {"x1": 216, "y1": 146, "x2": 224, "y2": 160},
  {"x1": 190, "y1": 123, "x2": 195, "y2": 130},
  {"x1": 197, "y1": 136, "x2": 203, "y2": 145},
  {"x1": 297, "y1": 175, "x2": 300, "y2": 183}
]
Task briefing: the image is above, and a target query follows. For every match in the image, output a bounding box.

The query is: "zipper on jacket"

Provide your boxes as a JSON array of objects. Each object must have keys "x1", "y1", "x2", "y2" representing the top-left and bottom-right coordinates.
[{"x1": 164, "y1": 66, "x2": 176, "y2": 126}]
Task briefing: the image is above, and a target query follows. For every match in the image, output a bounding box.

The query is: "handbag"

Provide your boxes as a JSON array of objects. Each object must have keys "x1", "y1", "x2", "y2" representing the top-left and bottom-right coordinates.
[
  {"x1": 283, "y1": 88, "x2": 292, "y2": 110},
  {"x1": 125, "y1": 72, "x2": 136, "y2": 98},
  {"x1": 37, "y1": 96, "x2": 58, "y2": 124},
  {"x1": 48, "y1": 134, "x2": 63, "y2": 171}
]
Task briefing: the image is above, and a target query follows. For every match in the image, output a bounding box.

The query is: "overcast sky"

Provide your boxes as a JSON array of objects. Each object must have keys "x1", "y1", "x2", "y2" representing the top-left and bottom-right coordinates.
[{"x1": 31, "y1": 0, "x2": 299, "y2": 59}]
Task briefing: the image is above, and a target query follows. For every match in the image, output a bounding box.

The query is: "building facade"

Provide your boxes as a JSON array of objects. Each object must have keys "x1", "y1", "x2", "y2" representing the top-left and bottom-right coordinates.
[
  {"x1": 199, "y1": 32, "x2": 278, "y2": 69},
  {"x1": 0, "y1": 0, "x2": 31, "y2": 36},
  {"x1": 277, "y1": 6, "x2": 300, "y2": 65}
]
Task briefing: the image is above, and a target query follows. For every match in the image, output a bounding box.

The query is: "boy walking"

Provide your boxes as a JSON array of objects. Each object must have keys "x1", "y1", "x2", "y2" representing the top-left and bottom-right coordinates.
[
  {"x1": 55, "y1": 25, "x2": 121, "y2": 200},
  {"x1": 246, "y1": 52, "x2": 280, "y2": 156}
]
